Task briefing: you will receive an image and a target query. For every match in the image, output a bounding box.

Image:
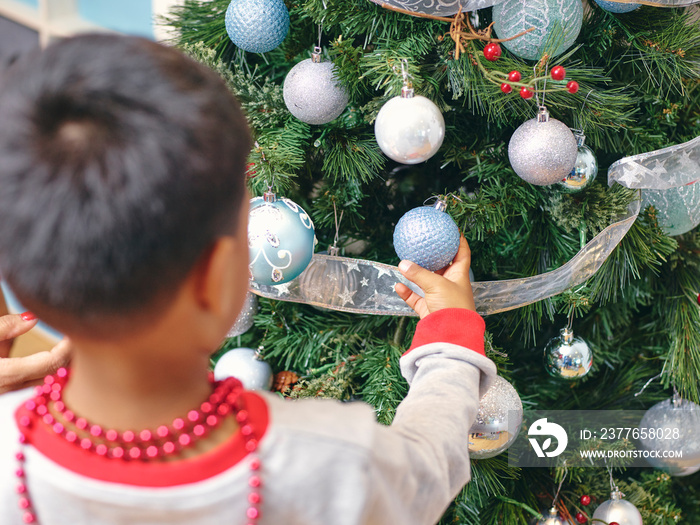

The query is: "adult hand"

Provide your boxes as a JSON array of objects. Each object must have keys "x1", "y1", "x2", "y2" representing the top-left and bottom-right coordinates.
[
  {"x1": 395, "y1": 237, "x2": 476, "y2": 319},
  {"x1": 0, "y1": 312, "x2": 72, "y2": 394}
]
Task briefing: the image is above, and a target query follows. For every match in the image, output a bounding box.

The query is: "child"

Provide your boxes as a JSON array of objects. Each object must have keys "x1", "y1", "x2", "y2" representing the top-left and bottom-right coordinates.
[{"x1": 0, "y1": 35, "x2": 495, "y2": 525}]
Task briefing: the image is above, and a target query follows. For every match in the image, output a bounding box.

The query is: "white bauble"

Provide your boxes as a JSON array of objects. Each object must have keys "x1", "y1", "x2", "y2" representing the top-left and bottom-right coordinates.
[
  {"x1": 375, "y1": 92, "x2": 445, "y2": 165},
  {"x1": 214, "y1": 347, "x2": 273, "y2": 391},
  {"x1": 283, "y1": 52, "x2": 348, "y2": 125}
]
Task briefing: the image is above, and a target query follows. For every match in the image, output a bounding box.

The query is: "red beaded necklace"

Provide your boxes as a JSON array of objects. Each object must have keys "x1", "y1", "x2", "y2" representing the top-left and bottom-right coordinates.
[{"x1": 14, "y1": 368, "x2": 262, "y2": 524}]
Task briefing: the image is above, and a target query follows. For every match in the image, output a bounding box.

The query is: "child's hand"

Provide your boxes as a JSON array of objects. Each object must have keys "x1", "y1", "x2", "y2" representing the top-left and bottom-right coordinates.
[{"x1": 395, "y1": 237, "x2": 476, "y2": 319}]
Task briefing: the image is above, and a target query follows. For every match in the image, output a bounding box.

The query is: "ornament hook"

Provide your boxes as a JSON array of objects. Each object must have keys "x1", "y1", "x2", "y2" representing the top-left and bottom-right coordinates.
[{"x1": 330, "y1": 199, "x2": 344, "y2": 256}]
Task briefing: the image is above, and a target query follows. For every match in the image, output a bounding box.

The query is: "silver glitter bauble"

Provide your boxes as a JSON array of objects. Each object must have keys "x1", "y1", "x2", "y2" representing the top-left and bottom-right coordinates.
[
  {"x1": 509, "y1": 107, "x2": 578, "y2": 186},
  {"x1": 224, "y1": 0, "x2": 289, "y2": 53},
  {"x1": 593, "y1": 0, "x2": 641, "y2": 13},
  {"x1": 213, "y1": 347, "x2": 273, "y2": 391},
  {"x1": 283, "y1": 49, "x2": 349, "y2": 125},
  {"x1": 543, "y1": 327, "x2": 593, "y2": 380},
  {"x1": 493, "y1": 0, "x2": 583, "y2": 61},
  {"x1": 393, "y1": 200, "x2": 461, "y2": 272},
  {"x1": 468, "y1": 375, "x2": 524, "y2": 459},
  {"x1": 559, "y1": 133, "x2": 597, "y2": 192},
  {"x1": 536, "y1": 507, "x2": 566, "y2": 525},
  {"x1": 638, "y1": 395, "x2": 700, "y2": 476},
  {"x1": 641, "y1": 181, "x2": 700, "y2": 236},
  {"x1": 226, "y1": 292, "x2": 258, "y2": 337},
  {"x1": 248, "y1": 192, "x2": 316, "y2": 286},
  {"x1": 375, "y1": 88, "x2": 445, "y2": 165},
  {"x1": 592, "y1": 491, "x2": 643, "y2": 525}
]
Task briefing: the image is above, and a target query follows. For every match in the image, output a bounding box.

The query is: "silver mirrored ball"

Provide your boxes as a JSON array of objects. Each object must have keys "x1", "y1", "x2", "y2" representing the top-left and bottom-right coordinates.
[
  {"x1": 544, "y1": 328, "x2": 593, "y2": 380},
  {"x1": 468, "y1": 375, "x2": 523, "y2": 459}
]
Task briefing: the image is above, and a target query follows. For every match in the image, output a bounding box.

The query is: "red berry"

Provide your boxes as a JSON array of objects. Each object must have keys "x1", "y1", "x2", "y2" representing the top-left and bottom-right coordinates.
[
  {"x1": 567, "y1": 80, "x2": 579, "y2": 94},
  {"x1": 508, "y1": 70, "x2": 521, "y2": 82},
  {"x1": 575, "y1": 512, "x2": 587, "y2": 523},
  {"x1": 609, "y1": 523, "x2": 620, "y2": 525},
  {"x1": 501, "y1": 83, "x2": 513, "y2": 94},
  {"x1": 519, "y1": 87, "x2": 534, "y2": 99},
  {"x1": 580, "y1": 495, "x2": 591, "y2": 506},
  {"x1": 551, "y1": 66, "x2": 566, "y2": 80},
  {"x1": 483, "y1": 43, "x2": 502, "y2": 62}
]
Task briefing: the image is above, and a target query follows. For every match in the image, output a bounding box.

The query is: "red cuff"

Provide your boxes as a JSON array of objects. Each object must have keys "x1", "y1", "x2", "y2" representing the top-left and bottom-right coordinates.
[{"x1": 405, "y1": 308, "x2": 485, "y2": 356}]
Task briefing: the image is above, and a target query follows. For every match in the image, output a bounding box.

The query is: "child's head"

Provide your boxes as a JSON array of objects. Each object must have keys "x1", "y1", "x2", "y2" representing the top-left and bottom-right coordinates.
[{"x1": 0, "y1": 34, "x2": 253, "y2": 338}]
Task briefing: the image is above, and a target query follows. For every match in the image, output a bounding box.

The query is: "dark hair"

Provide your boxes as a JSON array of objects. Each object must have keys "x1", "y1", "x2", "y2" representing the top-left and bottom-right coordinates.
[{"x1": 0, "y1": 34, "x2": 252, "y2": 328}]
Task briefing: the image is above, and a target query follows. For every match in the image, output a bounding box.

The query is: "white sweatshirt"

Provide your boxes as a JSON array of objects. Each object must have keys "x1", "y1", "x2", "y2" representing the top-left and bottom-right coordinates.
[{"x1": 0, "y1": 308, "x2": 496, "y2": 525}]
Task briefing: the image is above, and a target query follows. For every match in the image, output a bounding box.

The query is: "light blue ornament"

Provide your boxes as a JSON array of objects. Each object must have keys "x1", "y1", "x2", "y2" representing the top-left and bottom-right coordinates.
[
  {"x1": 393, "y1": 200, "x2": 460, "y2": 272},
  {"x1": 493, "y1": 0, "x2": 584, "y2": 61},
  {"x1": 593, "y1": 0, "x2": 640, "y2": 13},
  {"x1": 248, "y1": 193, "x2": 316, "y2": 286},
  {"x1": 642, "y1": 182, "x2": 700, "y2": 236},
  {"x1": 225, "y1": 0, "x2": 289, "y2": 54}
]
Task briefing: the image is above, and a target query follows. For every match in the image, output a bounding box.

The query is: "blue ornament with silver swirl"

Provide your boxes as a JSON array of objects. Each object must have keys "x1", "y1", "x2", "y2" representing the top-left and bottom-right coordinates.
[
  {"x1": 225, "y1": 0, "x2": 289, "y2": 54},
  {"x1": 593, "y1": 0, "x2": 640, "y2": 13},
  {"x1": 393, "y1": 199, "x2": 460, "y2": 272},
  {"x1": 248, "y1": 192, "x2": 316, "y2": 286}
]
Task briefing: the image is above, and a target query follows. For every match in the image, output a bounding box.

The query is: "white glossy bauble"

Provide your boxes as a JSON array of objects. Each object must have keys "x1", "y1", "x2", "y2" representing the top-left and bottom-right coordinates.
[
  {"x1": 283, "y1": 58, "x2": 349, "y2": 125},
  {"x1": 592, "y1": 491, "x2": 643, "y2": 525},
  {"x1": 375, "y1": 94, "x2": 445, "y2": 165},
  {"x1": 213, "y1": 347, "x2": 273, "y2": 391},
  {"x1": 468, "y1": 376, "x2": 524, "y2": 459}
]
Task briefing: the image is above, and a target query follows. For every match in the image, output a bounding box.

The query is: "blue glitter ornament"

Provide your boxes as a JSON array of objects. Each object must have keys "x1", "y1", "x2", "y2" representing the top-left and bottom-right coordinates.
[
  {"x1": 248, "y1": 192, "x2": 316, "y2": 286},
  {"x1": 593, "y1": 0, "x2": 640, "y2": 13},
  {"x1": 393, "y1": 200, "x2": 460, "y2": 272},
  {"x1": 225, "y1": 0, "x2": 289, "y2": 54}
]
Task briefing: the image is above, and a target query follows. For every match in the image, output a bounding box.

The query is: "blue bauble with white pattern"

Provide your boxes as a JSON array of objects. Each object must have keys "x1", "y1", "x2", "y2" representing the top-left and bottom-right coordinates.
[
  {"x1": 493, "y1": 0, "x2": 583, "y2": 61},
  {"x1": 393, "y1": 202, "x2": 460, "y2": 272},
  {"x1": 248, "y1": 193, "x2": 316, "y2": 286},
  {"x1": 225, "y1": 0, "x2": 289, "y2": 54},
  {"x1": 593, "y1": 0, "x2": 640, "y2": 13}
]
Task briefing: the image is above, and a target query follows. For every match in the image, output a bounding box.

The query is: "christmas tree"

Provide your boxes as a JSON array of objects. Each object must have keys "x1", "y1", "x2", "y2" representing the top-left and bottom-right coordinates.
[{"x1": 166, "y1": 1, "x2": 700, "y2": 522}]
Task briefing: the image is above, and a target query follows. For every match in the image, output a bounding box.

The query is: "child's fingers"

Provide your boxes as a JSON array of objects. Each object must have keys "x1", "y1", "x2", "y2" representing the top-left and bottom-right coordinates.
[
  {"x1": 398, "y1": 260, "x2": 445, "y2": 294},
  {"x1": 0, "y1": 313, "x2": 39, "y2": 358},
  {"x1": 0, "y1": 338, "x2": 72, "y2": 394},
  {"x1": 395, "y1": 283, "x2": 425, "y2": 316}
]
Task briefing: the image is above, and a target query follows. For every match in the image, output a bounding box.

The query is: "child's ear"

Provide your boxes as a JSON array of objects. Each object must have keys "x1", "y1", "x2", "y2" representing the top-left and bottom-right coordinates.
[{"x1": 194, "y1": 235, "x2": 249, "y2": 326}]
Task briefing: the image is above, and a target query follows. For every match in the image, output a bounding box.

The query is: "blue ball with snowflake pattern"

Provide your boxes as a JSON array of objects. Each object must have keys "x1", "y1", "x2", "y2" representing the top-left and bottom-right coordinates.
[{"x1": 393, "y1": 204, "x2": 461, "y2": 272}]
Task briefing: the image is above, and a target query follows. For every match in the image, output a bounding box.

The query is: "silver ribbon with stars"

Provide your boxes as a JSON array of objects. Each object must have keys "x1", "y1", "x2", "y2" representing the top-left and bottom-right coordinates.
[{"x1": 250, "y1": 197, "x2": 640, "y2": 317}]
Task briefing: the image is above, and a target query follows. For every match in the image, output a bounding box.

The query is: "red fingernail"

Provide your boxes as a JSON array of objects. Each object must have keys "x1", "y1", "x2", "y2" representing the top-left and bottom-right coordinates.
[{"x1": 20, "y1": 311, "x2": 37, "y2": 321}]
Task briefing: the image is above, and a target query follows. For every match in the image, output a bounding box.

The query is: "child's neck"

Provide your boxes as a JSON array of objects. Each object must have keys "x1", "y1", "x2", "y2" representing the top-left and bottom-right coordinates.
[{"x1": 63, "y1": 338, "x2": 215, "y2": 433}]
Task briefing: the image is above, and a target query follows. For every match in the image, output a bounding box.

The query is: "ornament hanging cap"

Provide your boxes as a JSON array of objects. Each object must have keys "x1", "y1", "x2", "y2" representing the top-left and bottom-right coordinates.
[
  {"x1": 537, "y1": 106, "x2": 550, "y2": 123},
  {"x1": 263, "y1": 191, "x2": 277, "y2": 203},
  {"x1": 610, "y1": 490, "x2": 624, "y2": 500},
  {"x1": 311, "y1": 46, "x2": 322, "y2": 63},
  {"x1": 434, "y1": 198, "x2": 448, "y2": 212},
  {"x1": 400, "y1": 59, "x2": 414, "y2": 99},
  {"x1": 560, "y1": 327, "x2": 574, "y2": 344}
]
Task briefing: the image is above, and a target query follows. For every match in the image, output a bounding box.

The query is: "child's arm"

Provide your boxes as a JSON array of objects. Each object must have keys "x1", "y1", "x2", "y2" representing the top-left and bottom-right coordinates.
[{"x1": 362, "y1": 238, "x2": 496, "y2": 524}]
